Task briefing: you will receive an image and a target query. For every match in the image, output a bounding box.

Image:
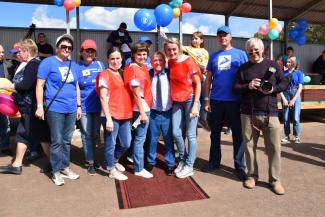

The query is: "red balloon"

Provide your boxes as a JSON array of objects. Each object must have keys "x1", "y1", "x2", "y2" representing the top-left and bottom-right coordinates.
[
  {"x1": 180, "y1": 2, "x2": 192, "y2": 13},
  {"x1": 0, "y1": 94, "x2": 18, "y2": 116},
  {"x1": 64, "y1": 0, "x2": 76, "y2": 11}
]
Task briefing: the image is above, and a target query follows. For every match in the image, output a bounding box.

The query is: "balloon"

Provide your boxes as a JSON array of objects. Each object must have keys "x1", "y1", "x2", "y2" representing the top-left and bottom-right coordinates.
[
  {"x1": 53, "y1": 0, "x2": 64, "y2": 6},
  {"x1": 0, "y1": 78, "x2": 13, "y2": 95},
  {"x1": 289, "y1": 29, "x2": 299, "y2": 40},
  {"x1": 173, "y1": 0, "x2": 183, "y2": 7},
  {"x1": 169, "y1": 1, "x2": 179, "y2": 8},
  {"x1": 134, "y1": 9, "x2": 157, "y2": 31},
  {"x1": 269, "y1": 18, "x2": 278, "y2": 29},
  {"x1": 304, "y1": 75, "x2": 311, "y2": 83},
  {"x1": 295, "y1": 35, "x2": 306, "y2": 46},
  {"x1": 154, "y1": 4, "x2": 173, "y2": 27},
  {"x1": 275, "y1": 24, "x2": 283, "y2": 33},
  {"x1": 0, "y1": 94, "x2": 18, "y2": 116},
  {"x1": 180, "y1": 2, "x2": 192, "y2": 13},
  {"x1": 268, "y1": 29, "x2": 279, "y2": 40},
  {"x1": 296, "y1": 18, "x2": 308, "y2": 31},
  {"x1": 64, "y1": 0, "x2": 76, "y2": 11},
  {"x1": 258, "y1": 24, "x2": 269, "y2": 35},
  {"x1": 74, "y1": 0, "x2": 81, "y2": 7},
  {"x1": 173, "y1": 8, "x2": 181, "y2": 18}
]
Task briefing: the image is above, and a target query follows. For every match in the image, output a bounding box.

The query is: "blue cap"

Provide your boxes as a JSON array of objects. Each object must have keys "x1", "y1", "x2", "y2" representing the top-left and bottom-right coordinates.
[
  {"x1": 9, "y1": 48, "x2": 19, "y2": 54},
  {"x1": 138, "y1": 36, "x2": 152, "y2": 44},
  {"x1": 217, "y1": 25, "x2": 231, "y2": 35}
]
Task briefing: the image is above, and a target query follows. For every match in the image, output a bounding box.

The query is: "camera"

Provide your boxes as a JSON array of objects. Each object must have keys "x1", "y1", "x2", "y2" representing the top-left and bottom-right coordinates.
[{"x1": 260, "y1": 66, "x2": 276, "y2": 92}]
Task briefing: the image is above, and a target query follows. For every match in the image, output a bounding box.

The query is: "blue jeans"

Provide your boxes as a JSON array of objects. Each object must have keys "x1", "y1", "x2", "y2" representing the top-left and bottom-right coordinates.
[
  {"x1": 172, "y1": 96, "x2": 200, "y2": 167},
  {"x1": 282, "y1": 86, "x2": 301, "y2": 137},
  {"x1": 208, "y1": 100, "x2": 245, "y2": 172},
  {"x1": 80, "y1": 112, "x2": 100, "y2": 163},
  {"x1": 102, "y1": 117, "x2": 131, "y2": 170},
  {"x1": 0, "y1": 114, "x2": 10, "y2": 149},
  {"x1": 147, "y1": 109, "x2": 175, "y2": 168},
  {"x1": 47, "y1": 111, "x2": 77, "y2": 173},
  {"x1": 132, "y1": 111, "x2": 150, "y2": 172}
]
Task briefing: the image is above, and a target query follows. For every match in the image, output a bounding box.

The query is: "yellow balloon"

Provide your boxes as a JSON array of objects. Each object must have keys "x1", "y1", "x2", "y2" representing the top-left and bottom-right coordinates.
[
  {"x1": 0, "y1": 78, "x2": 12, "y2": 95},
  {"x1": 74, "y1": 0, "x2": 81, "y2": 7},
  {"x1": 173, "y1": 8, "x2": 181, "y2": 18},
  {"x1": 269, "y1": 18, "x2": 278, "y2": 29}
]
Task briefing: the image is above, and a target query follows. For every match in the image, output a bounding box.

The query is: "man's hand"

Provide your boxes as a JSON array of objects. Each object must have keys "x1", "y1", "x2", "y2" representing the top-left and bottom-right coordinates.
[{"x1": 249, "y1": 78, "x2": 261, "y2": 90}]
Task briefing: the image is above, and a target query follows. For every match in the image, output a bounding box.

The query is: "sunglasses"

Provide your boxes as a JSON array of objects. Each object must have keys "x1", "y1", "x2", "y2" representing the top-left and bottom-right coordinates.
[
  {"x1": 84, "y1": 48, "x2": 96, "y2": 53},
  {"x1": 248, "y1": 50, "x2": 260, "y2": 55},
  {"x1": 60, "y1": 45, "x2": 73, "y2": 51}
]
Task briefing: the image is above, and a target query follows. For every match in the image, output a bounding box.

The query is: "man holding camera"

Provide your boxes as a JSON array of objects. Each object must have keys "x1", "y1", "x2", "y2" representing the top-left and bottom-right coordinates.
[{"x1": 233, "y1": 38, "x2": 288, "y2": 195}]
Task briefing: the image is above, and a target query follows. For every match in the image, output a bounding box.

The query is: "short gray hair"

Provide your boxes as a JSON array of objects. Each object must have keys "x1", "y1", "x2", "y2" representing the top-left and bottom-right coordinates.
[{"x1": 245, "y1": 38, "x2": 264, "y2": 52}]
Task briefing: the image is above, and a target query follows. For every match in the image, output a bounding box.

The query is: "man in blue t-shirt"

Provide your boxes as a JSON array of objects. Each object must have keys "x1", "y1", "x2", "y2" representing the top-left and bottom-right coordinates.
[{"x1": 203, "y1": 26, "x2": 247, "y2": 180}]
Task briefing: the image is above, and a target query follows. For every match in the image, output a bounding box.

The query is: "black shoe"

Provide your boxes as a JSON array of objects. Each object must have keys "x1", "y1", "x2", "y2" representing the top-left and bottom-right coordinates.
[
  {"x1": 40, "y1": 163, "x2": 52, "y2": 173},
  {"x1": 85, "y1": 161, "x2": 101, "y2": 169},
  {"x1": 202, "y1": 163, "x2": 220, "y2": 172},
  {"x1": 87, "y1": 165, "x2": 96, "y2": 176},
  {"x1": 145, "y1": 165, "x2": 154, "y2": 172},
  {"x1": 166, "y1": 167, "x2": 174, "y2": 176},
  {"x1": 1, "y1": 148, "x2": 14, "y2": 156},
  {"x1": 0, "y1": 164, "x2": 22, "y2": 175}
]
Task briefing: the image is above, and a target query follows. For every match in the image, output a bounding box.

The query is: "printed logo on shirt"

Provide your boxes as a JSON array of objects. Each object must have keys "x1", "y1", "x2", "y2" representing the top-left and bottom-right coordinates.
[
  {"x1": 59, "y1": 66, "x2": 74, "y2": 83},
  {"x1": 82, "y1": 69, "x2": 91, "y2": 77},
  {"x1": 218, "y1": 55, "x2": 231, "y2": 71}
]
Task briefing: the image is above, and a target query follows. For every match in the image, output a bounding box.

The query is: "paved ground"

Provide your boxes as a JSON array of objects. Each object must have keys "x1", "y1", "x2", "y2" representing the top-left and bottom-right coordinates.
[{"x1": 0, "y1": 120, "x2": 324, "y2": 217}]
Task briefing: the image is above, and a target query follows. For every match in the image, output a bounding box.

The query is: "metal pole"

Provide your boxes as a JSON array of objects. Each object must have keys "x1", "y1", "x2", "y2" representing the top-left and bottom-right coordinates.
[
  {"x1": 66, "y1": 10, "x2": 70, "y2": 34},
  {"x1": 269, "y1": 0, "x2": 273, "y2": 60},
  {"x1": 179, "y1": 12, "x2": 183, "y2": 44},
  {"x1": 76, "y1": 6, "x2": 80, "y2": 62}
]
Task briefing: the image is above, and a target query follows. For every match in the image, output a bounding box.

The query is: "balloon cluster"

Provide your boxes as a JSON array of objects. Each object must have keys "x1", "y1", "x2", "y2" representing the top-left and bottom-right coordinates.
[
  {"x1": 53, "y1": 0, "x2": 81, "y2": 11},
  {"x1": 289, "y1": 19, "x2": 308, "y2": 46},
  {"x1": 258, "y1": 18, "x2": 283, "y2": 40},
  {"x1": 134, "y1": 1, "x2": 192, "y2": 31},
  {"x1": 0, "y1": 78, "x2": 18, "y2": 116}
]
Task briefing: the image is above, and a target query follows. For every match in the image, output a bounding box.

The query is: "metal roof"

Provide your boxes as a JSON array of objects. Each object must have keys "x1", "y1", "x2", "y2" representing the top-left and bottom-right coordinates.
[{"x1": 3, "y1": 0, "x2": 325, "y2": 24}]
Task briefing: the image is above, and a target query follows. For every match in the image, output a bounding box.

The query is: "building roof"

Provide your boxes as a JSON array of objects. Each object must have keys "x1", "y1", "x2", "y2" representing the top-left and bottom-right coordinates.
[{"x1": 4, "y1": 0, "x2": 325, "y2": 24}]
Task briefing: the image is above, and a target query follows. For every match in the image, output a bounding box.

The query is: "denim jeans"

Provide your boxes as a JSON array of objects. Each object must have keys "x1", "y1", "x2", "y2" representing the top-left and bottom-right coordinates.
[
  {"x1": 102, "y1": 117, "x2": 131, "y2": 170},
  {"x1": 282, "y1": 86, "x2": 301, "y2": 137},
  {"x1": 132, "y1": 111, "x2": 150, "y2": 172},
  {"x1": 147, "y1": 109, "x2": 175, "y2": 168},
  {"x1": 80, "y1": 112, "x2": 100, "y2": 163},
  {"x1": 47, "y1": 111, "x2": 77, "y2": 173},
  {"x1": 0, "y1": 113, "x2": 10, "y2": 149},
  {"x1": 172, "y1": 96, "x2": 200, "y2": 167},
  {"x1": 208, "y1": 100, "x2": 245, "y2": 171}
]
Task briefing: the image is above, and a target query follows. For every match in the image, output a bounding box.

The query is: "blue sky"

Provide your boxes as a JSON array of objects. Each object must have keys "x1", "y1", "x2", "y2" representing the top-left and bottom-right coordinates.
[{"x1": 0, "y1": 2, "x2": 275, "y2": 38}]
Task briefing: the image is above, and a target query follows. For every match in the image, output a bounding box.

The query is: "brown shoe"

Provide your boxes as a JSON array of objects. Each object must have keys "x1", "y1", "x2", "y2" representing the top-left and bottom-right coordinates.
[
  {"x1": 244, "y1": 178, "x2": 255, "y2": 189},
  {"x1": 273, "y1": 182, "x2": 285, "y2": 195}
]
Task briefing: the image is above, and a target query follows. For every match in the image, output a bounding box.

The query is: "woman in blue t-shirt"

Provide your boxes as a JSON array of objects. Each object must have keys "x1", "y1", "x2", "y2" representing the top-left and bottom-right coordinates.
[
  {"x1": 77, "y1": 39, "x2": 105, "y2": 175},
  {"x1": 35, "y1": 34, "x2": 82, "y2": 186},
  {"x1": 280, "y1": 56, "x2": 304, "y2": 144}
]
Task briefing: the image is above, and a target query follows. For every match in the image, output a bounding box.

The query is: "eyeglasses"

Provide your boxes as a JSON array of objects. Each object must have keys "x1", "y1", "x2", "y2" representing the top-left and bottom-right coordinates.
[
  {"x1": 60, "y1": 45, "x2": 73, "y2": 51},
  {"x1": 248, "y1": 50, "x2": 260, "y2": 55},
  {"x1": 84, "y1": 49, "x2": 96, "y2": 53}
]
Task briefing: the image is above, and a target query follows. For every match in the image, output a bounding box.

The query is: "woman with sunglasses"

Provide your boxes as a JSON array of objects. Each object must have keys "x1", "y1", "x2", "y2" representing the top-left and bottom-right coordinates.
[
  {"x1": 35, "y1": 34, "x2": 82, "y2": 186},
  {"x1": 96, "y1": 47, "x2": 132, "y2": 180},
  {"x1": 164, "y1": 37, "x2": 202, "y2": 179},
  {"x1": 77, "y1": 39, "x2": 105, "y2": 175}
]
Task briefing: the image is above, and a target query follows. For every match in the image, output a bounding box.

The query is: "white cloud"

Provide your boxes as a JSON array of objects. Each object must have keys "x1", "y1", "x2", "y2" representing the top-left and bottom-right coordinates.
[
  {"x1": 201, "y1": 14, "x2": 224, "y2": 25},
  {"x1": 236, "y1": 30, "x2": 253, "y2": 38},
  {"x1": 32, "y1": 6, "x2": 76, "y2": 29},
  {"x1": 182, "y1": 22, "x2": 214, "y2": 35},
  {"x1": 83, "y1": 7, "x2": 137, "y2": 30}
]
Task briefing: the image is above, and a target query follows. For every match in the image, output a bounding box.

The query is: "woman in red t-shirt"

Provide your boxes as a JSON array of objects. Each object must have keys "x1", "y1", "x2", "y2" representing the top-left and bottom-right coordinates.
[
  {"x1": 164, "y1": 37, "x2": 202, "y2": 179},
  {"x1": 96, "y1": 47, "x2": 132, "y2": 181}
]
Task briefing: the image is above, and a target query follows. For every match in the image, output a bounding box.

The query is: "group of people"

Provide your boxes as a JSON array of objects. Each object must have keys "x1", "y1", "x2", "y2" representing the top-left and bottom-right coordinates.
[{"x1": 0, "y1": 24, "x2": 308, "y2": 195}]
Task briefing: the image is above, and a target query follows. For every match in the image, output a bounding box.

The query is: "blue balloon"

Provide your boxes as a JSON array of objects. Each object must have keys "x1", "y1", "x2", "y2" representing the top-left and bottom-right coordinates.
[
  {"x1": 295, "y1": 35, "x2": 306, "y2": 46},
  {"x1": 289, "y1": 28, "x2": 299, "y2": 40},
  {"x1": 268, "y1": 29, "x2": 279, "y2": 40},
  {"x1": 154, "y1": 4, "x2": 173, "y2": 27},
  {"x1": 134, "y1": 9, "x2": 157, "y2": 31},
  {"x1": 296, "y1": 18, "x2": 308, "y2": 31},
  {"x1": 53, "y1": 0, "x2": 64, "y2": 6}
]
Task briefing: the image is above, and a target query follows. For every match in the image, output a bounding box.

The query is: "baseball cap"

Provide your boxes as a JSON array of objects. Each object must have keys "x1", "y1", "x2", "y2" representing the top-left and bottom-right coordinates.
[
  {"x1": 81, "y1": 39, "x2": 97, "y2": 51},
  {"x1": 56, "y1": 34, "x2": 74, "y2": 47},
  {"x1": 217, "y1": 26, "x2": 231, "y2": 35},
  {"x1": 138, "y1": 36, "x2": 152, "y2": 44},
  {"x1": 9, "y1": 43, "x2": 21, "y2": 54}
]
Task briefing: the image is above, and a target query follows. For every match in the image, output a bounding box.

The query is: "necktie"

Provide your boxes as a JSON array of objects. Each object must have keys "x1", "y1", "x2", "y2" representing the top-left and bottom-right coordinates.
[{"x1": 156, "y1": 73, "x2": 163, "y2": 111}]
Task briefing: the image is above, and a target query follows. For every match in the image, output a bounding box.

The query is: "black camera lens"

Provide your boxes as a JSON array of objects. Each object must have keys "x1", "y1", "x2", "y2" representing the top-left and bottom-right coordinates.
[{"x1": 260, "y1": 80, "x2": 273, "y2": 92}]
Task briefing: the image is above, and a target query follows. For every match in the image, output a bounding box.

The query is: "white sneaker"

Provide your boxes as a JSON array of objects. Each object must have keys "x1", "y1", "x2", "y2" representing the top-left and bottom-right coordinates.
[
  {"x1": 109, "y1": 168, "x2": 128, "y2": 181},
  {"x1": 134, "y1": 169, "x2": 153, "y2": 178},
  {"x1": 294, "y1": 136, "x2": 301, "y2": 144},
  {"x1": 115, "y1": 162, "x2": 125, "y2": 172},
  {"x1": 176, "y1": 165, "x2": 194, "y2": 178},
  {"x1": 281, "y1": 136, "x2": 290, "y2": 143},
  {"x1": 61, "y1": 167, "x2": 80, "y2": 180},
  {"x1": 126, "y1": 156, "x2": 134, "y2": 163},
  {"x1": 52, "y1": 172, "x2": 64, "y2": 186},
  {"x1": 174, "y1": 161, "x2": 184, "y2": 174}
]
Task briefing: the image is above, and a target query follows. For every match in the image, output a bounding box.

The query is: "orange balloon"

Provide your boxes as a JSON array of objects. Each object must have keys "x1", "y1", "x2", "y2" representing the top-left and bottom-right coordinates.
[
  {"x1": 0, "y1": 78, "x2": 12, "y2": 95},
  {"x1": 74, "y1": 0, "x2": 81, "y2": 7},
  {"x1": 269, "y1": 18, "x2": 278, "y2": 29}
]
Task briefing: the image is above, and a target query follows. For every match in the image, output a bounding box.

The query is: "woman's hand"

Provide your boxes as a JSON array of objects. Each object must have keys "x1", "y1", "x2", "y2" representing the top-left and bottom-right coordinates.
[
  {"x1": 106, "y1": 117, "x2": 114, "y2": 132},
  {"x1": 35, "y1": 107, "x2": 45, "y2": 120},
  {"x1": 76, "y1": 107, "x2": 82, "y2": 120},
  {"x1": 282, "y1": 98, "x2": 289, "y2": 106},
  {"x1": 140, "y1": 113, "x2": 149, "y2": 124},
  {"x1": 289, "y1": 99, "x2": 296, "y2": 107},
  {"x1": 190, "y1": 102, "x2": 199, "y2": 118}
]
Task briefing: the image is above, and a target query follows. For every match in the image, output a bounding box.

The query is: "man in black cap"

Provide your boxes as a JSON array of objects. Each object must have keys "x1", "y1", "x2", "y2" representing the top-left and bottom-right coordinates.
[{"x1": 107, "y1": 22, "x2": 133, "y2": 67}]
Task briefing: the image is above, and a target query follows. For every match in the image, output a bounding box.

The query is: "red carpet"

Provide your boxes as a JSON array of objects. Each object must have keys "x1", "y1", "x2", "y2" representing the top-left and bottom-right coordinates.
[{"x1": 115, "y1": 144, "x2": 209, "y2": 209}]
